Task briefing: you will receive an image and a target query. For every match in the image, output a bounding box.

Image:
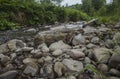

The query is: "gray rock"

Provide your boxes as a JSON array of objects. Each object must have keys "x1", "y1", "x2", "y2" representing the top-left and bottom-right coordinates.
[
  {"x1": 91, "y1": 37, "x2": 99, "y2": 44},
  {"x1": 38, "y1": 43, "x2": 49, "y2": 53},
  {"x1": 93, "y1": 47, "x2": 111, "y2": 63},
  {"x1": 0, "y1": 44, "x2": 9, "y2": 54},
  {"x1": 83, "y1": 26, "x2": 97, "y2": 34},
  {"x1": 7, "y1": 39, "x2": 26, "y2": 51},
  {"x1": 52, "y1": 49, "x2": 63, "y2": 56},
  {"x1": 68, "y1": 49, "x2": 85, "y2": 59},
  {"x1": 22, "y1": 47, "x2": 34, "y2": 52},
  {"x1": 87, "y1": 43, "x2": 96, "y2": 49},
  {"x1": 34, "y1": 31, "x2": 67, "y2": 46},
  {"x1": 98, "y1": 64, "x2": 108, "y2": 73},
  {"x1": 23, "y1": 65, "x2": 38, "y2": 76},
  {"x1": 26, "y1": 28, "x2": 37, "y2": 33},
  {"x1": 66, "y1": 76, "x2": 76, "y2": 79},
  {"x1": 23, "y1": 58, "x2": 37, "y2": 64},
  {"x1": 49, "y1": 40, "x2": 71, "y2": 51},
  {"x1": 109, "y1": 53, "x2": 120, "y2": 68},
  {"x1": 62, "y1": 59, "x2": 83, "y2": 72},
  {"x1": 108, "y1": 76, "x2": 120, "y2": 79},
  {"x1": 109, "y1": 69, "x2": 120, "y2": 76},
  {"x1": 44, "y1": 56, "x2": 53, "y2": 62},
  {"x1": 72, "y1": 34, "x2": 86, "y2": 45},
  {"x1": 0, "y1": 70, "x2": 18, "y2": 79},
  {"x1": 54, "y1": 62, "x2": 67, "y2": 77},
  {"x1": 84, "y1": 57, "x2": 91, "y2": 64},
  {"x1": 0, "y1": 54, "x2": 10, "y2": 64}
]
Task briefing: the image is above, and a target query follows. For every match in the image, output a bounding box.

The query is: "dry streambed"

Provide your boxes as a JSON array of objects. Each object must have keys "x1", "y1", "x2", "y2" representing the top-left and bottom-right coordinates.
[{"x1": 0, "y1": 22, "x2": 120, "y2": 79}]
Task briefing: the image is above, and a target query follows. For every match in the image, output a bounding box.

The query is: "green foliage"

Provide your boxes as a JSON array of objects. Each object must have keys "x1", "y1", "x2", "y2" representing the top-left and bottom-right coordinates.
[
  {"x1": 85, "y1": 64, "x2": 107, "y2": 79},
  {"x1": 0, "y1": 19, "x2": 19, "y2": 30}
]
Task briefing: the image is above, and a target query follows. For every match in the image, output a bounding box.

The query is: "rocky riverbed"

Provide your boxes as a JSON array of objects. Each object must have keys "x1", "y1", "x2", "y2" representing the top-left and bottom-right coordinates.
[{"x1": 0, "y1": 22, "x2": 120, "y2": 79}]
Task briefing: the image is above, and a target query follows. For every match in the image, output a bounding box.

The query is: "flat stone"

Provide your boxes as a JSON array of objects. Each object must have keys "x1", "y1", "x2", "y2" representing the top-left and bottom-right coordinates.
[
  {"x1": 93, "y1": 47, "x2": 111, "y2": 63},
  {"x1": 0, "y1": 70, "x2": 18, "y2": 79},
  {"x1": 49, "y1": 40, "x2": 71, "y2": 51},
  {"x1": 52, "y1": 49, "x2": 63, "y2": 56},
  {"x1": 62, "y1": 59, "x2": 83, "y2": 72}
]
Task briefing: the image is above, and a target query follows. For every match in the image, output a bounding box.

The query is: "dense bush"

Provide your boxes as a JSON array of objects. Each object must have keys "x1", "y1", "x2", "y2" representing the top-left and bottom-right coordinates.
[{"x1": 0, "y1": 0, "x2": 90, "y2": 30}]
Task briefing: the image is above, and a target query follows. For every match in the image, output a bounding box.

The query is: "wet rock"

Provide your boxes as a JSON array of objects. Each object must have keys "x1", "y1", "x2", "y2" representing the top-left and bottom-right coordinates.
[
  {"x1": 91, "y1": 37, "x2": 99, "y2": 44},
  {"x1": 7, "y1": 39, "x2": 26, "y2": 51},
  {"x1": 68, "y1": 49, "x2": 85, "y2": 59},
  {"x1": 98, "y1": 64, "x2": 108, "y2": 73},
  {"x1": 0, "y1": 54, "x2": 10, "y2": 64},
  {"x1": 72, "y1": 34, "x2": 86, "y2": 45},
  {"x1": 54, "y1": 62, "x2": 67, "y2": 77},
  {"x1": 52, "y1": 49, "x2": 63, "y2": 56},
  {"x1": 105, "y1": 39, "x2": 114, "y2": 48},
  {"x1": 49, "y1": 40, "x2": 71, "y2": 51},
  {"x1": 92, "y1": 74, "x2": 101, "y2": 79},
  {"x1": 93, "y1": 47, "x2": 111, "y2": 63},
  {"x1": 62, "y1": 59, "x2": 83, "y2": 72},
  {"x1": 109, "y1": 69, "x2": 120, "y2": 76},
  {"x1": 0, "y1": 70, "x2": 18, "y2": 79},
  {"x1": 0, "y1": 44, "x2": 9, "y2": 54}
]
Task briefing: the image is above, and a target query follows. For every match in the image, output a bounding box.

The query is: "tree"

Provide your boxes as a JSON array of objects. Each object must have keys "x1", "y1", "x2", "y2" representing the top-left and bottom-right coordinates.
[
  {"x1": 81, "y1": 0, "x2": 95, "y2": 16},
  {"x1": 91, "y1": 0, "x2": 106, "y2": 11}
]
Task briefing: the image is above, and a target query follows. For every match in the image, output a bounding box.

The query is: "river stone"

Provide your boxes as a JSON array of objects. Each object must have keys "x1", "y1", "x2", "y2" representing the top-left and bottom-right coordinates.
[
  {"x1": 93, "y1": 47, "x2": 111, "y2": 63},
  {"x1": 108, "y1": 76, "x2": 120, "y2": 79},
  {"x1": 62, "y1": 59, "x2": 83, "y2": 72},
  {"x1": 54, "y1": 62, "x2": 67, "y2": 77},
  {"x1": 34, "y1": 31, "x2": 67, "y2": 46},
  {"x1": 109, "y1": 53, "x2": 120, "y2": 68},
  {"x1": 22, "y1": 47, "x2": 33, "y2": 52},
  {"x1": 52, "y1": 49, "x2": 63, "y2": 56},
  {"x1": 68, "y1": 49, "x2": 85, "y2": 59},
  {"x1": 109, "y1": 68, "x2": 120, "y2": 76},
  {"x1": 86, "y1": 43, "x2": 96, "y2": 49},
  {"x1": 49, "y1": 40, "x2": 71, "y2": 51},
  {"x1": 84, "y1": 57, "x2": 91, "y2": 64},
  {"x1": 91, "y1": 37, "x2": 99, "y2": 44},
  {"x1": 72, "y1": 34, "x2": 86, "y2": 45},
  {"x1": 98, "y1": 64, "x2": 108, "y2": 73},
  {"x1": 26, "y1": 28, "x2": 37, "y2": 33},
  {"x1": 0, "y1": 54, "x2": 10, "y2": 64},
  {"x1": 38, "y1": 43, "x2": 49, "y2": 53},
  {"x1": 23, "y1": 65, "x2": 38, "y2": 76},
  {"x1": 0, "y1": 70, "x2": 18, "y2": 79},
  {"x1": 83, "y1": 26, "x2": 97, "y2": 34},
  {"x1": 23, "y1": 58, "x2": 37, "y2": 64},
  {"x1": 0, "y1": 44, "x2": 9, "y2": 54},
  {"x1": 7, "y1": 39, "x2": 26, "y2": 51},
  {"x1": 67, "y1": 76, "x2": 76, "y2": 79}
]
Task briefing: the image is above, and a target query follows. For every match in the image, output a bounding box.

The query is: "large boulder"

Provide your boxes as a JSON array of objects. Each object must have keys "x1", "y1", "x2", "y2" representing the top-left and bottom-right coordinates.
[
  {"x1": 49, "y1": 40, "x2": 71, "y2": 51},
  {"x1": 93, "y1": 47, "x2": 111, "y2": 63},
  {"x1": 34, "y1": 31, "x2": 67, "y2": 46}
]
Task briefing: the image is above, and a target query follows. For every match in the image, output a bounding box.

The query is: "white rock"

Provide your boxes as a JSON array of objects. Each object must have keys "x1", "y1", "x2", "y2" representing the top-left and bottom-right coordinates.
[{"x1": 52, "y1": 49, "x2": 63, "y2": 56}]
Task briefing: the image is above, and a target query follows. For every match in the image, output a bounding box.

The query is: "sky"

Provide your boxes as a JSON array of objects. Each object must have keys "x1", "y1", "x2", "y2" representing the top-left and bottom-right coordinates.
[{"x1": 61, "y1": 0, "x2": 112, "y2": 6}]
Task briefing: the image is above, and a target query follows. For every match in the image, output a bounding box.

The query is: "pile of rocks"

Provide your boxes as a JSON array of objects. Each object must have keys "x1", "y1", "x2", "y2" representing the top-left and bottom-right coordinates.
[{"x1": 0, "y1": 24, "x2": 120, "y2": 79}]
